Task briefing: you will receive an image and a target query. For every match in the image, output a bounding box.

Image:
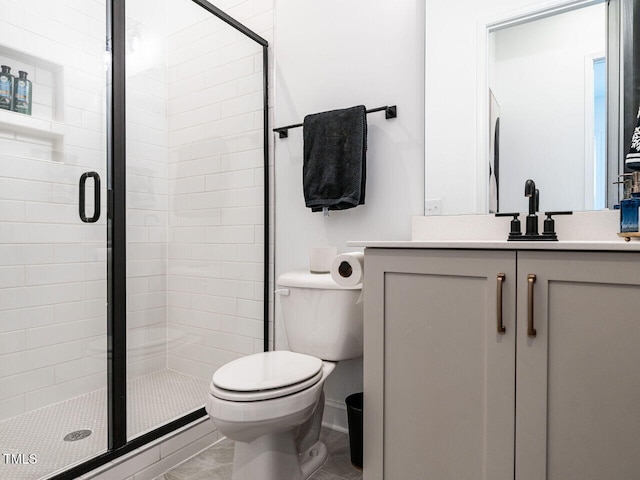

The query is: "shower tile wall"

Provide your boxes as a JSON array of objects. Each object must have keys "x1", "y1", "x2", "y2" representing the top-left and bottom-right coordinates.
[
  {"x1": 165, "y1": 6, "x2": 266, "y2": 380},
  {"x1": 0, "y1": 0, "x2": 108, "y2": 421},
  {"x1": 125, "y1": 0, "x2": 271, "y2": 387},
  {"x1": 126, "y1": 1, "x2": 171, "y2": 379},
  {"x1": 0, "y1": 0, "x2": 273, "y2": 429}
]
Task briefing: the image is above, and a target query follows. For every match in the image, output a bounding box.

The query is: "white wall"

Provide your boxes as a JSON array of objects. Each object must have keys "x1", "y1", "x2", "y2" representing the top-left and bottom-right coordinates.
[
  {"x1": 491, "y1": 4, "x2": 605, "y2": 213},
  {"x1": 425, "y1": 0, "x2": 606, "y2": 215},
  {"x1": 274, "y1": 0, "x2": 425, "y2": 430}
]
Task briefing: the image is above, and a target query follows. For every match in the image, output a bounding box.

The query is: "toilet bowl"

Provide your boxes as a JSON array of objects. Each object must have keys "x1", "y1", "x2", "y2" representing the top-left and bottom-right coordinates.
[
  {"x1": 206, "y1": 271, "x2": 363, "y2": 480},
  {"x1": 206, "y1": 353, "x2": 336, "y2": 480}
]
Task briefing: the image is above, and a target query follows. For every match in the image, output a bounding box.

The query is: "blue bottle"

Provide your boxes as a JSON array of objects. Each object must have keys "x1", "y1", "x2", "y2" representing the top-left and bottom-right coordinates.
[{"x1": 620, "y1": 172, "x2": 640, "y2": 233}]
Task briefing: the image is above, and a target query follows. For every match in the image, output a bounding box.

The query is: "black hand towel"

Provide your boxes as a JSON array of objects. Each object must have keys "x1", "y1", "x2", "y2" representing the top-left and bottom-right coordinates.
[{"x1": 303, "y1": 105, "x2": 367, "y2": 212}]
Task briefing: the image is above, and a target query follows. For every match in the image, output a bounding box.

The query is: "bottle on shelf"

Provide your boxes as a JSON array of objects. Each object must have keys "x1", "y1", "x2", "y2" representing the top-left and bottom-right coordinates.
[
  {"x1": 13, "y1": 71, "x2": 32, "y2": 115},
  {"x1": 0, "y1": 65, "x2": 15, "y2": 111}
]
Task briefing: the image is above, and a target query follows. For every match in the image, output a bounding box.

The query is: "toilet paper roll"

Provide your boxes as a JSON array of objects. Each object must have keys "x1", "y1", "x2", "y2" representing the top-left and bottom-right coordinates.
[
  {"x1": 330, "y1": 252, "x2": 365, "y2": 287},
  {"x1": 309, "y1": 246, "x2": 338, "y2": 273}
]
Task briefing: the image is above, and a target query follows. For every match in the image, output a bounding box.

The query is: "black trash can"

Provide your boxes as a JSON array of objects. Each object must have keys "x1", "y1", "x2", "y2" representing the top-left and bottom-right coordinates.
[{"x1": 345, "y1": 392, "x2": 363, "y2": 469}]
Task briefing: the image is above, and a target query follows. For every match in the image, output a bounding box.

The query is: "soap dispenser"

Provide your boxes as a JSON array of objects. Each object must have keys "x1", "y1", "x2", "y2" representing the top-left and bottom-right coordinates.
[{"x1": 620, "y1": 172, "x2": 640, "y2": 234}]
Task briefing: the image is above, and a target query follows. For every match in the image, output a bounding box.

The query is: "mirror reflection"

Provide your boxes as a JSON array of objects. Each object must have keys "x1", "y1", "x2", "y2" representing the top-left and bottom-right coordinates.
[{"x1": 488, "y1": 3, "x2": 607, "y2": 213}]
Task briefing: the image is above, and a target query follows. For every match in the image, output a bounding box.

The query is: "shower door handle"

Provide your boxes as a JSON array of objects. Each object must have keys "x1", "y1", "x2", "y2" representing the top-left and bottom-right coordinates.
[{"x1": 79, "y1": 172, "x2": 101, "y2": 223}]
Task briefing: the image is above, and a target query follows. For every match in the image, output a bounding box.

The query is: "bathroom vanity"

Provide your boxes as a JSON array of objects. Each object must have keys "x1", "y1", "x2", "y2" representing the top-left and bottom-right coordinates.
[{"x1": 354, "y1": 214, "x2": 640, "y2": 480}]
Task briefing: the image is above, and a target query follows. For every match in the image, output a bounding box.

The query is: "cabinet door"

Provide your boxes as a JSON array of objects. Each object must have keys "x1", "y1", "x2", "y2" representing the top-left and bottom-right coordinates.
[
  {"x1": 364, "y1": 249, "x2": 516, "y2": 480},
  {"x1": 516, "y1": 251, "x2": 640, "y2": 480}
]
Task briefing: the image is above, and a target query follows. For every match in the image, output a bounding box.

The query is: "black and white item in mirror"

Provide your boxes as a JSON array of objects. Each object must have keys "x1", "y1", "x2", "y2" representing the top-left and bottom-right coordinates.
[{"x1": 626, "y1": 105, "x2": 640, "y2": 171}]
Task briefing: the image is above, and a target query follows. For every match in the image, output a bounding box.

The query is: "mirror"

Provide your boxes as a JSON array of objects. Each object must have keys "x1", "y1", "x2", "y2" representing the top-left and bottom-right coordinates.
[
  {"x1": 424, "y1": 0, "x2": 636, "y2": 216},
  {"x1": 488, "y1": 3, "x2": 606, "y2": 213}
]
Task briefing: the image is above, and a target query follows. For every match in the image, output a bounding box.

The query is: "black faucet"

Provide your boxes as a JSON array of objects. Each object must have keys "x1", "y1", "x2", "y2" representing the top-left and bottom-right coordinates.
[
  {"x1": 524, "y1": 179, "x2": 539, "y2": 236},
  {"x1": 496, "y1": 179, "x2": 572, "y2": 241}
]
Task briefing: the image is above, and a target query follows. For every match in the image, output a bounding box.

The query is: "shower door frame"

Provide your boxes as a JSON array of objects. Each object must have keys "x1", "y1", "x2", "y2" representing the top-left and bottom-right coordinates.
[{"x1": 49, "y1": 1, "x2": 270, "y2": 478}]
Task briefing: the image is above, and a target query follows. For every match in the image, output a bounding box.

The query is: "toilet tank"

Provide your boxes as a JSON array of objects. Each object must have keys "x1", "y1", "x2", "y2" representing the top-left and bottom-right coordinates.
[{"x1": 276, "y1": 271, "x2": 363, "y2": 361}]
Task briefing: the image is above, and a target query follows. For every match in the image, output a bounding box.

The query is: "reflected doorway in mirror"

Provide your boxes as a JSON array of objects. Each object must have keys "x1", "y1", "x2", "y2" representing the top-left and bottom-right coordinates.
[{"x1": 489, "y1": 90, "x2": 500, "y2": 213}]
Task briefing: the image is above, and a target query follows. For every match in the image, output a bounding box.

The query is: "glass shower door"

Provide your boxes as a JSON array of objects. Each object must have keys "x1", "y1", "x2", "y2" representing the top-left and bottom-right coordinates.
[
  {"x1": 0, "y1": 1, "x2": 109, "y2": 479},
  {"x1": 125, "y1": 0, "x2": 267, "y2": 439}
]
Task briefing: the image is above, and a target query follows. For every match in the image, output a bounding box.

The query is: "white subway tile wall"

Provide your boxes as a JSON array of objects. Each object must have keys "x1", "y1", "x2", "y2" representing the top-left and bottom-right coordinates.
[
  {"x1": 0, "y1": 0, "x2": 273, "y2": 477},
  {"x1": 0, "y1": 0, "x2": 108, "y2": 422},
  {"x1": 164, "y1": 0, "x2": 267, "y2": 380},
  {"x1": 125, "y1": 1, "x2": 172, "y2": 382},
  {"x1": 123, "y1": 0, "x2": 274, "y2": 434}
]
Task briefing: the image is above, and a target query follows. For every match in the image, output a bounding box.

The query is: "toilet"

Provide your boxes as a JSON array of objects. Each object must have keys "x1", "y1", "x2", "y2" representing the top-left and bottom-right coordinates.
[{"x1": 205, "y1": 271, "x2": 363, "y2": 480}]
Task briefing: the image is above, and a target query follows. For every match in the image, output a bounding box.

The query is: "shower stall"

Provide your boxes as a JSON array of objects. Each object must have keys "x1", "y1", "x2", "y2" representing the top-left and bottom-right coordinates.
[{"x1": 0, "y1": 0, "x2": 269, "y2": 478}]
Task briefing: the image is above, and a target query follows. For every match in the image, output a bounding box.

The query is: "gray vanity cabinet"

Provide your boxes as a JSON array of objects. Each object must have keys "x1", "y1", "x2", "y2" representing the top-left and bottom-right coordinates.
[
  {"x1": 363, "y1": 248, "x2": 640, "y2": 480},
  {"x1": 363, "y1": 249, "x2": 517, "y2": 480},
  {"x1": 515, "y1": 251, "x2": 640, "y2": 480}
]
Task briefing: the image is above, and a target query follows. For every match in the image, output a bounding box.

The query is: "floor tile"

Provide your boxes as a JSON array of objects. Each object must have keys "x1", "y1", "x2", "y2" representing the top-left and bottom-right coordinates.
[
  {"x1": 309, "y1": 469, "x2": 350, "y2": 480},
  {"x1": 164, "y1": 427, "x2": 362, "y2": 480},
  {"x1": 0, "y1": 369, "x2": 207, "y2": 480},
  {"x1": 316, "y1": 429, "x2": 362, "y2": 480}
]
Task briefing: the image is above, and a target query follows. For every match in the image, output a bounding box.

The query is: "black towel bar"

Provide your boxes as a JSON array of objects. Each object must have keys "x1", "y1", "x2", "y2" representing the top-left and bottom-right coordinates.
[{"x1": 273, "y1": 105, "x2": 397, "y2": 138}]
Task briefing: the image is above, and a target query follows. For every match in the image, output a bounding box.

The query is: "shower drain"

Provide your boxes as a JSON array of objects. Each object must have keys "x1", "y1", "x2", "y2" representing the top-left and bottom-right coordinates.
[{"x1": 63, "y1": 430, "x2": 92, "y2": 442}]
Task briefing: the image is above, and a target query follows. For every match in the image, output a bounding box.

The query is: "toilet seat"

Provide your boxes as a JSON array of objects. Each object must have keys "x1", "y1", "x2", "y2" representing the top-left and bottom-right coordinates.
[
  {"x1": 211, "y1": 351, "x2": 324, "y2": 402},
  {"x1": 211, "y1": 369, "x2": 323, "y2": 402}
]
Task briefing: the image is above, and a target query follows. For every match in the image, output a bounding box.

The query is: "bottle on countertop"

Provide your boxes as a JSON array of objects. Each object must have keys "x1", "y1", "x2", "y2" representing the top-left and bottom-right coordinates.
[
  {"x1": 0, "y1": 65, "x2": 15, "y2": 111},
  {"x1": 620, "y1": 172, "x2": 640, "y2": 233},
  {"x1": 13, "y1": 71, "x2": 32, "y2": 115}
]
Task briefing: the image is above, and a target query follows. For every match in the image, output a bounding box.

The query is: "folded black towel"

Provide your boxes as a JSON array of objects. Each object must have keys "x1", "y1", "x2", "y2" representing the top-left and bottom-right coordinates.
[
  {"x1": 626, "y1": 105, "x2": 640, "y2": 171},
  {"x1": 303, "y1": 105, "x2": 367, "y2": 212}
]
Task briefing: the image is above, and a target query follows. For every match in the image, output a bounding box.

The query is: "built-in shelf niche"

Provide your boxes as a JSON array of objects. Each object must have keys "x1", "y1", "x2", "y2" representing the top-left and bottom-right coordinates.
[
  {"x1": 0, "y1": 43, "x2": 65, "y2": 157},
  {"x1": 0, "y1": 43, "x2": 64, "y2": 123},
  {"x1": 0, "y1": 108, "x2": 64, "y2": 139}
]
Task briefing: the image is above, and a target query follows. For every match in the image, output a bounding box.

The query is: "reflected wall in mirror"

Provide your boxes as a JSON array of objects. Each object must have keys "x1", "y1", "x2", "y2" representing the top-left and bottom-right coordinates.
[{"x1": 488, "y1": 3, "x2": 606, "y2": 213}]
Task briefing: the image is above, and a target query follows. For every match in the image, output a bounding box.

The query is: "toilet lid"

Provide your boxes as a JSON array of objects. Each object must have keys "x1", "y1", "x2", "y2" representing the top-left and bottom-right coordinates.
[
  {"x1": 210, "y1": 368, "x2": 324, "y2": 402},
  {"x1": 212, "y1": 351, "x2": 323, "y2": 393}
]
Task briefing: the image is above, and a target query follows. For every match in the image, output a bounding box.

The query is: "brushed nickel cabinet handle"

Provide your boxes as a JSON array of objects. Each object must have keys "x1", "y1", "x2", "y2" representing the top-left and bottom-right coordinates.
[
  {"x1": 497, "y1": 273, "x2": 506, "y2": 334},
  {"x1": 527, "y1": 274, "x2": 537, "y2": 337}
]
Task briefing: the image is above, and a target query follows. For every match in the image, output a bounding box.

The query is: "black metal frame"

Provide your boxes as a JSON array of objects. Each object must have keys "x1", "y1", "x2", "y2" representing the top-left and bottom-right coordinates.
[
  {"x1": 606, "y1": 0, "x2": 640, "y2": 205},
  {"x1": 263, "y1": 44, "x2": 270, "y2": 351},
  {"x1": 48, "y1": 0, "x2": 269, "y2": 478},
  {"x1": 108, "y1": 0, "x2": 128, "y2": 452}
]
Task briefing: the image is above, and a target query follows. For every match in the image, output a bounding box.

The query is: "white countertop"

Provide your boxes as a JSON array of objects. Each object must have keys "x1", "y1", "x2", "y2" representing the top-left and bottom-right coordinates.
[
  {"x1": 346, "y1": 239, "x2": 640, "y2": 251},
  {"x1": 346, "y1": 211, "x2": 640, "y2": 251}
]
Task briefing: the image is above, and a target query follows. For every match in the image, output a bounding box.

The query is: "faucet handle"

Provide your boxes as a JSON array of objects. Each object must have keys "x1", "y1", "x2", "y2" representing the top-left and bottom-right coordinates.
[
  {"x1": 542, "y1": 211, "x2": 573, "y2": 239},
  {"x1": 495, "y1": 212, "x2": 522, "y2": 239}
]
